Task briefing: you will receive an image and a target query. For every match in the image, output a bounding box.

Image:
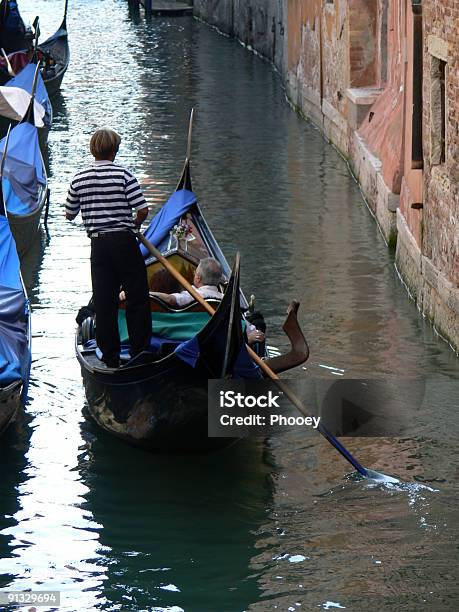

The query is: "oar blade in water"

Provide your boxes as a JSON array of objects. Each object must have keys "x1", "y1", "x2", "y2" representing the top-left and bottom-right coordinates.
[{"x1": 363, "y1": 469, "x2": 400, "y2": 484}]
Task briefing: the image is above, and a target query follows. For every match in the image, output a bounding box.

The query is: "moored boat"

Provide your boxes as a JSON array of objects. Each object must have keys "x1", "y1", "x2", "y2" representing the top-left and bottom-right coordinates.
[
  {"x1": 0, "y1": 60, "x2": 52, "y2": 153},
  {"x1": 0, "y1": 99, "x2": 48, "y2": 257},
  {"x1": 76, "y1": 116, "x2": 309, "y2": 452},
  {"x1": 37, "y1": 0, "x2": 70, "y2": 98},
  {"x1": 0, "y1": 127, "x2": 31, "y2": 437},
  {"x1": 0, "y1": 1, "x2": 69, "y2": 99}
]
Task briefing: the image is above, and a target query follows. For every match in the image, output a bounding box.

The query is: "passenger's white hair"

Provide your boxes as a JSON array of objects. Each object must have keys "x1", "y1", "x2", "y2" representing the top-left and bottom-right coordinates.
[{"x1": 196, "y1": 258, "x2": 223, "y2": 285}]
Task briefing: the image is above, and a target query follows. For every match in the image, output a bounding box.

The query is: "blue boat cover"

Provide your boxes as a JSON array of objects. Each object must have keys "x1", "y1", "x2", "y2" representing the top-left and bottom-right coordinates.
[
  {"x1": 0, "y1": 122, "x2": 45, "y2": 215},
  {"x1": 0, "y1": 210, "x2": 30, "y2": 387},
  {"x1": 4, "y1": 63, "x2": 52, "y2": 127},
  {"x1": 174, "y1": 336, "x2": 260, "y2": 378},
  {"x1": 139, "y1": 189, "x2": 197, "y2": 258}
]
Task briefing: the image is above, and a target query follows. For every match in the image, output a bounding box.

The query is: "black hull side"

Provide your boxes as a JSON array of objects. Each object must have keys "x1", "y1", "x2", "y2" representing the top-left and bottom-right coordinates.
[
  {"x1": 80, "y1": 356, "x2": 234, "y2": 452},
  {"x1": 39, "y1": 23, "x2": 69, "y2": 99},
  {"x1": 8, "y1": 189, "x2": 47, "y2": 257},
  {"x1": 0, "y1": 381, "x2": 22, "y2": 437},
  {"x1": 42, "y1": 64, "x2": 67, "y2": 99}
]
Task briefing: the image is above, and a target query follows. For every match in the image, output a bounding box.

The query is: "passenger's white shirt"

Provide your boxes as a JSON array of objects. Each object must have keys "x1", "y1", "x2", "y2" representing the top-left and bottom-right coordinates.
[
  {"x1": 172, "y1": 285, "x2": 223, "y2": 307},
  {"x1": 171, "y1": 284, "x2": 257, "y2": 334}
]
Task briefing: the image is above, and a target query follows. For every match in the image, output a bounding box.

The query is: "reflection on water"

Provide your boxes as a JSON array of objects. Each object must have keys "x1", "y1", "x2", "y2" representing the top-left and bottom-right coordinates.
[
  {"x1": 0, "y1": 1, "x2": 458, "y2": 610},
  {"x1": 79, "y1": 429, "x2": 271, "y2": 611}
]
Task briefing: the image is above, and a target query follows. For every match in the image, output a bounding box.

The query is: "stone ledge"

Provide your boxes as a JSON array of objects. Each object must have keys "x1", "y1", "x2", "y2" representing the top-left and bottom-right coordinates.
[
  {"x1": 397, "y1": 209, "x2": 421, "y2": 265},
  {"x1": 421, "y1": 255, "x2": 439, "y2": 291},
  {"x1": 346, "y1": 87, "x2": 384, "y2": 105},
  {"x1": 346, "y1": 87, "x2": 384, "y2": 129},
  {"x1": 321, "y1": 98, "x2": 347, "y2": 134},
  {"x1": 377, "y1": 173, "x2": 400, "y2": 212},
  {"x1": 427, "y1": 35, "x2": 449, "y2": 62},
  {"x1": 353, "y1": 133, "x2": 383, "y2": 173}
]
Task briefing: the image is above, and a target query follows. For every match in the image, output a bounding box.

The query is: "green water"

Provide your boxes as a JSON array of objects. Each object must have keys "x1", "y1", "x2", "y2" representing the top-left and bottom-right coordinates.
[{"x1": 1, "y1": 1, "x2": 458, "y2": 610}]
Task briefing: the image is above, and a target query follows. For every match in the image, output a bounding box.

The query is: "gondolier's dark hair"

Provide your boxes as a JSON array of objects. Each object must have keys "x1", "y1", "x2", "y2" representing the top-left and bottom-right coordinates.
[{"x1": 90, "y1": 128, "x2": 121, "y2": 159}]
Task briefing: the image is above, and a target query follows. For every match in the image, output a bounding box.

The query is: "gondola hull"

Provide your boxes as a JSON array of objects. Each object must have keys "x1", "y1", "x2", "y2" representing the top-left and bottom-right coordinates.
[
  {"x1": 0, "y1": 114, "x2": 50, "y2": 154},
  {"x1": 42, "y1": 68, "x2": 66, "y2": 99},
  {"x1": 38, "y1": 2, "x2": 70, "y2": 99},
  {"x1": 8, "y1": 190, "x2": 47, "y2": 257},
  {"x1": 79, "y1": 352, "x2": 234, "y2": 452},
  {"x1": 77, "y1": 254, "x2": 249, "y2": 452},
  {"x1": 0, "y1": 381, "x2": 22, "y2": 436},
  {"x1": 1, "y1": 124, "x2": 32, "y2": 441}
]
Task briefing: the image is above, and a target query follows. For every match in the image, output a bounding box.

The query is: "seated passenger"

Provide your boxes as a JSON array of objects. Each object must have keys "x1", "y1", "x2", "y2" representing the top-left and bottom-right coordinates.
[
  {"x1": 152, "y1": 257, "x2": 265, "y2": 346},
  {"x1": 152, "y1": 257, "x2": 223, "y2": 308}
]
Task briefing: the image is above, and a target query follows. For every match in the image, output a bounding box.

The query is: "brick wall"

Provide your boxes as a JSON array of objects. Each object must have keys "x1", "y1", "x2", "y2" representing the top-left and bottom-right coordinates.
[{"x1": 422, "y1": 1, "x2": 459, "y2": 287}]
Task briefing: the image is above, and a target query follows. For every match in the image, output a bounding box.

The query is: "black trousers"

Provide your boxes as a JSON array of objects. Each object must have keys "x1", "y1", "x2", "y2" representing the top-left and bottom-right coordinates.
[{"x1": 90, "y1": 231, "x2": 151, "y2": 364}]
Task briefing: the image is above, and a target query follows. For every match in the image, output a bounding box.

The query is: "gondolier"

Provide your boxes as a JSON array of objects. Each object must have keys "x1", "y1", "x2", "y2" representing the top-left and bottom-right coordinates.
[{"x1": 66, "y1": 128, "x2": 151, "y2": 368}]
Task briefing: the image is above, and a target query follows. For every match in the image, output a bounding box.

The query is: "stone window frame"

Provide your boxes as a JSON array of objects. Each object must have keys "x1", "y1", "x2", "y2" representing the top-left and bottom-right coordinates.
[{"x1": 428, "y1": 35, "x2": 449, "y2": 167}]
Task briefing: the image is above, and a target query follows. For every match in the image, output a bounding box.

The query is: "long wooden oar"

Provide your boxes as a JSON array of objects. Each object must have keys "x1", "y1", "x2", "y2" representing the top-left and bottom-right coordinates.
[{"x1": 137, "y1": 232, "x2": 369, "y2": 477}]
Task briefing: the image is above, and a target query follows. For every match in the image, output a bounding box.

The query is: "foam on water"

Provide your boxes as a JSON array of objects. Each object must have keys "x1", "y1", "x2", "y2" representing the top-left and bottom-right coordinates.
[{"x1": 349, "y1": 468, "x2": 440, "y2": 493}]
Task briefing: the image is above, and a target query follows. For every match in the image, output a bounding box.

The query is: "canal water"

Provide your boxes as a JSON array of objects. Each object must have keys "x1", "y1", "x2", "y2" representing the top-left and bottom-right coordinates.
[{"x1": 1, "y1": 1, "x2": 458, "y2": 610}]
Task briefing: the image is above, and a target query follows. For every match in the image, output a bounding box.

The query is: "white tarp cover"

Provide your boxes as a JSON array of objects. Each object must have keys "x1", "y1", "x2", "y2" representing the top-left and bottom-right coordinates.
[{"x1": 0, "y1": 85, "x2": 45, "y2": 127}]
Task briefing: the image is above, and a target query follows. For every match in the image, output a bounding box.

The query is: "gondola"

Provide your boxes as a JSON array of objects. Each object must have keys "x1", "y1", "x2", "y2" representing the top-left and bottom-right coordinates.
[
  {"x1": 0, "y1": 0, "x2": 69, "y2": 100},
  {"x1": 0, "y1": 76, "x2": 49, "y2": 257},
  {"x1": 0, "y1": 127, "x2": 31, "y2": 437},
  {"x1": 0, "y1": 60, "x2": 52, "y2": 153},
  {"x1": 76, "y1": 116, "x2": 309, "y2": 452},
  {"x1": 37, "y1": 0, "x2": 70, "y2": 98}
]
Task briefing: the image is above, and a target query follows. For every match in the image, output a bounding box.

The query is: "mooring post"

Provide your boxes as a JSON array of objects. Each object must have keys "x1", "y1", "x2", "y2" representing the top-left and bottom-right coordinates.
[
  {"x1": 144, "y1": 0, "x2": 152, "y2": 15},
  {"x1": 127, "y1": 0, "x2": 140, "y2": 7}
]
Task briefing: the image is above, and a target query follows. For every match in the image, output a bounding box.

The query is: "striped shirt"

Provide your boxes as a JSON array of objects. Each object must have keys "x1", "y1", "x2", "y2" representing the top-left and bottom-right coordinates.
[{"x1": 66, "y1": 160, "x2": 148, "y2": 237}]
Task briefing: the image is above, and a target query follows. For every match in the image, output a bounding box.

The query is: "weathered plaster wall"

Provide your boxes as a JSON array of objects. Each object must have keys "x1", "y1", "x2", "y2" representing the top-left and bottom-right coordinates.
[
  {"x1": 357, "y1": 2, "x2": 404, "y2": 194},
  {"x1": 285, "y1": 0, "x2": 323, "y2": 127},
  {"x1": 348, "y1": 0, "x2": 379, "y2": 87},
  {"x1": 321, "y1": 1, "x2": 349, "y2": 152},
  {"x1": 193, "y1": 0, "x2": 459, "y2": 352}
]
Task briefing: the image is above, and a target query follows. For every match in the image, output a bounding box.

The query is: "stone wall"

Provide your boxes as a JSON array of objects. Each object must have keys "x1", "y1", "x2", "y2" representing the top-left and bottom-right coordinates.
[
  {"x1": 396, "y1": 0, "x2": 459, "y2": 351},
  {"x1": 193, "y1": 0, "x2": 286, "y2": 71},
  {"x1": 193, "y1": 0, "x2": 459, "y2": 352}
]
